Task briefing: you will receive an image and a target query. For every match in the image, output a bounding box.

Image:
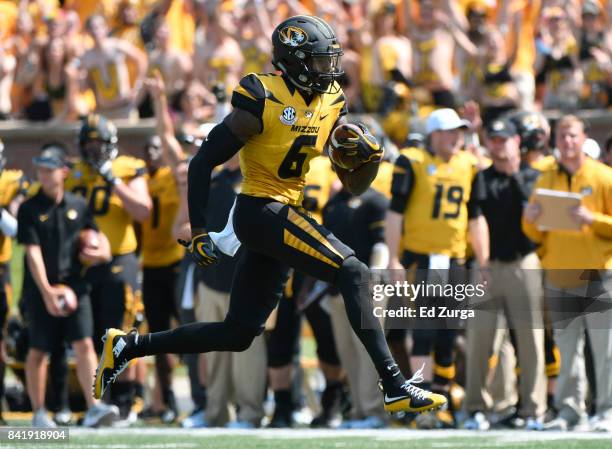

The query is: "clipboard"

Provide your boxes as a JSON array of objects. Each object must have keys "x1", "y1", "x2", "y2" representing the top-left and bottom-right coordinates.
[{"x1": 533, "y1": 188, "x2": 582, "y2": 231}]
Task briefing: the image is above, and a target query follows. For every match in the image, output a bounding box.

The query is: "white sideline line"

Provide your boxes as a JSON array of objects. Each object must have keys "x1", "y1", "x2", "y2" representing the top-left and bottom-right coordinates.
[{"x1": 68, "y1": 428, "x2": 612, "y2": 441}]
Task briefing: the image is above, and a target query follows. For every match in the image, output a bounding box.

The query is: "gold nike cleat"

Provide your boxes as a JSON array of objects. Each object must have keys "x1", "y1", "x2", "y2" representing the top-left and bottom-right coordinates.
[
  {"x1": 381, "y1": 364, "x2": 448, "y2": 414},
  {"x1": 93, "y1": 328, "x2": 134, "y2": 400}
]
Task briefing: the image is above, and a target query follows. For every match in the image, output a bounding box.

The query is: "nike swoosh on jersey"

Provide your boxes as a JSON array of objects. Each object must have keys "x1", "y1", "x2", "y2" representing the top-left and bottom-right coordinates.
[{"x1": 320, "y1": 114, "x2": 329, "y2": 120}]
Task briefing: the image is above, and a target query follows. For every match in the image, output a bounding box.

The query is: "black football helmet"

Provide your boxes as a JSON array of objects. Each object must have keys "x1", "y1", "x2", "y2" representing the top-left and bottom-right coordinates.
[
  {"x1": 0, "y1": 138, "x2": 5, "y2": 174},
  {"x1": 505, "y1": 110, "x2": 549, "y2": 154},
  {"x1": 272, "y1": 15, "x2": 344, "y2": 94},
  {"x1": 78, "y1": 114, "x2": 118, "y2": 168}
]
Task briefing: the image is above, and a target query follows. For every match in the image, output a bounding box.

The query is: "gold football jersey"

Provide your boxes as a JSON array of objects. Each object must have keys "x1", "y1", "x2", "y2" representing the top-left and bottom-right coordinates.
[
  {"x1": 232, "y1": 73, "x2": 347, "y2": 207},
  {"x1": 65, "y1": 156, "x2": 146, "y2": 256},
  {"x1": 370, "y1": 160, "x2": 394, "y2": 199},
  {"x1": 303, "y1": 155, "x2": 337, "y2": 224},
  {"x1": 0, "y1": 169, "x2": 28, "y2": 263},
  {"x1": 396, "y1": 147, "x2": 479, "y2": 258},
  {"x1": 141, "y1": 166, "x2": 184, "y2": 267}
]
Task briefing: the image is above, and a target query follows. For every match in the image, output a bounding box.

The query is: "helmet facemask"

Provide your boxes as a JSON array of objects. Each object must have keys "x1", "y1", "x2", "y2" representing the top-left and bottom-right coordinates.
[
  {"x1": 275, "y1": 48, "x2": 344, "y2": 94},
  {"x1": 81, "y1": 137, "x2": 118, "y2": 169}
]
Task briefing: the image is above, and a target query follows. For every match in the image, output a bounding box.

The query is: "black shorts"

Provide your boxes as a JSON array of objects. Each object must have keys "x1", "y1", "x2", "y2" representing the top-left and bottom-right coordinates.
[
  {"x1": 0, "y1": 263, "x2": 11, "y2": 338},
  {"x1": 142, "y1": 262, "x2": 181, "y2": 333},
  {"x1": 227, "y1": 194, "x2": 354, "y2": 334},
  {"x1": 24, "y1": 282, "x2": 93, "y2": 352},
  {"x1": 86, "y1": 252, "x2": 141, "y2": 353}
]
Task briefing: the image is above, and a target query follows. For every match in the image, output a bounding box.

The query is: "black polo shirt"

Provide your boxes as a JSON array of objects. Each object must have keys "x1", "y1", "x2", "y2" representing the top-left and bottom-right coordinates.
[
  {"x1": 17, "y1": 190, "x2": 97, "y2": 292},
  {"x1": 480, "y1": 163, "x2": 540, "y2": 261},
  {"x1": 323, "y1": 188, "x2": 388, "y2": 265},
  {"x1": 197, "y1": 167, "x2": 242, "y2": 293}
]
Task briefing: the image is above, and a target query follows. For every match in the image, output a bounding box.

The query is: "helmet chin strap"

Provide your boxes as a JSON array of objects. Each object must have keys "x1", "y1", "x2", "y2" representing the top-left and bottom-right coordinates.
[{"x1": 276, "y1": 61, "x2": 314, "y2": 93}]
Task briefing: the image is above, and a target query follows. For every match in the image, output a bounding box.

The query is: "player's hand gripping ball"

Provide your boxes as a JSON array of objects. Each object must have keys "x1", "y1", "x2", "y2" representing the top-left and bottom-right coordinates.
[{"x1": 329, "y1": 122, "x2": 383, "y2": 170}]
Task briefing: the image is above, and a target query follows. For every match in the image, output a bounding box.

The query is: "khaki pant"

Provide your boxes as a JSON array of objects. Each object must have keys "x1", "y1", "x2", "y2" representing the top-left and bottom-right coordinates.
[
  {"x1": 328, "y1": 294, "x2": 384, "y2": 420},
  {"x1": 489, "y1": 330, "x2": 519, "y2": 413},
  {"x1": 195, "y1": 283, "x2": 267, "y2": 427},
  {"x1": 547, "y1": 271, "x2": 612, "y2": 421},
  {"x1": 465, "y1": 253, "x2": 547, "y2": 417}
]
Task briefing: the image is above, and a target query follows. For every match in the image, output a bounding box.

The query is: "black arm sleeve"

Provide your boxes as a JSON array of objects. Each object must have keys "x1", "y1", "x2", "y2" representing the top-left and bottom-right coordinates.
[
  {"x1": 467, "y1": 170, "x2": 486, "y2": 219},
  {"x1": 389, "y1": 154, "x2": 415, "y2": 213},
  {"x1": 187, "y1": 122, "x2": 244, "y2": 230}
]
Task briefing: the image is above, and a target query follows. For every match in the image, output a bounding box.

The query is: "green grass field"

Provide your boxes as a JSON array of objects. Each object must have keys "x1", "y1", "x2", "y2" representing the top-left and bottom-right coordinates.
[{"x1": 2, "y1": 429, "x2": 611, "y2": 449}]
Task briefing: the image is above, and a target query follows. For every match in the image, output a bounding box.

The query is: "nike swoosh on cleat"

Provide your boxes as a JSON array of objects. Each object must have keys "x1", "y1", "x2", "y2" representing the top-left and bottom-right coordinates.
[{"x1": 384, "y1": 394, "x2": 409, "y2": 403}]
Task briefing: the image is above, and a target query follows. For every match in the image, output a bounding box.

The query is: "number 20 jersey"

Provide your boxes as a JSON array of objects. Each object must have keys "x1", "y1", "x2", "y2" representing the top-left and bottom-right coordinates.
[
  {"x1": 65, "y1": 156, "x2": 146, "y2": 256},
  {"x1": 231, "y1": 73, "x2": 347, "y2": 207}
]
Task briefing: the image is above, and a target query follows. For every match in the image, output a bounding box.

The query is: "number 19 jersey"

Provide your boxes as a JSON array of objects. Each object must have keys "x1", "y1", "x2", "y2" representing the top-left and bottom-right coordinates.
[
  {"x1": 231, "y1": 73, "x2": 347, "y2": 207},
  {"x1": 392, "y1": 147, "x2": 480, "y2": 259}
]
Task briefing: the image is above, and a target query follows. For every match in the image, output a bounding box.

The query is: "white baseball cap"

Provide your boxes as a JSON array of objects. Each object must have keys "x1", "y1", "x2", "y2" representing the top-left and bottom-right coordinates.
[
  {"x1": 582, "y1": 138, "x2": 601, "y2": 159},
  {"x1": 426, "y1": 108, "x2": 470, "y2": 135}
]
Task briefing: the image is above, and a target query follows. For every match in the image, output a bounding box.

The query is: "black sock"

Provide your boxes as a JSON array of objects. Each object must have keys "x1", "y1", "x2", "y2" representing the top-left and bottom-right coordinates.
[
  {"x1": 127, "y1": 321, "x2": 256, "y2": 359},
  {"x1": 320, "y1": 381, "x2": 343, "y2": 416},
  {"x1": 377, "y1": 360, "x2": 407, "y2": 390},
  {"x1": 274, "y1": 389, "x2": 293, "y2": 414},
  {"x1": 163, "y1": 388, "x2": 177, "y2": 411},
  {"x1": 336, "y1": 258, "x2": 404, "y2": 386},
  {"x1": 110, "y1": 381, "x2": 134, "y2": 416},
  {"x1": 133, "y1": 381, "x2": 144, "y2": 399},
  {"x1": 547, "y1": 393, "x2": 555, "y2": 410}
]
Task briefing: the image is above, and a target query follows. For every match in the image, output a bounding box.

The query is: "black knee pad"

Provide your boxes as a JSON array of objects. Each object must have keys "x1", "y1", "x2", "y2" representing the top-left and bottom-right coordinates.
[
  {"x1": 337, "y1": 256, "x2": 370, "y2": 288},
  {"x1": 223, "y1": 318, "x2": 258, "y2": 352}
]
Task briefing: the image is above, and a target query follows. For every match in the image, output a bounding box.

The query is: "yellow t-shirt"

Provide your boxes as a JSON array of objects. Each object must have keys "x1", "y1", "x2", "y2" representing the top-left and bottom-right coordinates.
[
  {"x1": 141, "y1": 166, "x2": 184, "y2": 267},
  {"x1": 0, "y1": 1, "x2": 18, "y2": 41},
  {"x1": 165, "y1": 0, "x2": 195, "y2": 53},
  {"x1": 0, "y1": 169, "x2": 28, "y2": 263}
]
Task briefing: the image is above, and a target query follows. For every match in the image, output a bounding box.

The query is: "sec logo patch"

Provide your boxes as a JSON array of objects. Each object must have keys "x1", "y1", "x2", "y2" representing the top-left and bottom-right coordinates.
[{"x1": 280, "y1": 106, "x2": 298, "y2": 125}]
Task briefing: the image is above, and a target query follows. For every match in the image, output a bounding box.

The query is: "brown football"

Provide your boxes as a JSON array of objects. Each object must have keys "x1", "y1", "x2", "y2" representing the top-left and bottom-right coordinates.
[
  {"x1": 79, "y1": 229, "x2": 100, "y2": 251},
  {"x1": 329, "y1": 123, "x2": 366, "y2": 170}
]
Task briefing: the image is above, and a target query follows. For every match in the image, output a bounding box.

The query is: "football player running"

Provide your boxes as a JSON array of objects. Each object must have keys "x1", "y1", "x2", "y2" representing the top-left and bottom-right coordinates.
[{"x1": 94, "y1": 15, "x2": 447, "y2": 415}]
